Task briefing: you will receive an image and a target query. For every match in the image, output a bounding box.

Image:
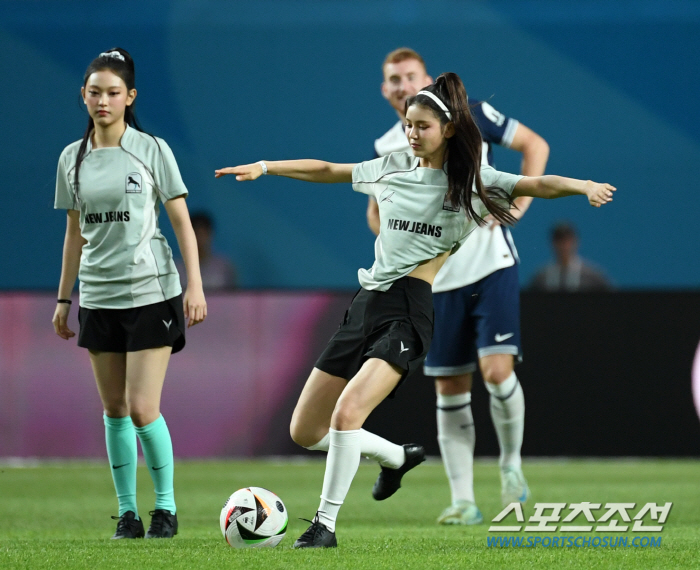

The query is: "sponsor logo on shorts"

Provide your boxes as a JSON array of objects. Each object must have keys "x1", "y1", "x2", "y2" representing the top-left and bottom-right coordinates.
[
  {"x1": 163, "y1": 319, "x2": 172, "y2": 330},
  {"x1": 400, "y1": 341, "x2": 409, "y2": 354},
  {"x1": 126, "y1": 172, "x2": 142, "y2": 193},
  {"x1": 495, "y1": 332, "x2": 514, "y2": 342}
]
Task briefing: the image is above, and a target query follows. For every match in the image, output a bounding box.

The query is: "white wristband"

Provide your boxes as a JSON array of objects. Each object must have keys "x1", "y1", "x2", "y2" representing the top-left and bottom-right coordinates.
[{"x1": 257, "y1": 161, "x2": 268, "y2": 175}]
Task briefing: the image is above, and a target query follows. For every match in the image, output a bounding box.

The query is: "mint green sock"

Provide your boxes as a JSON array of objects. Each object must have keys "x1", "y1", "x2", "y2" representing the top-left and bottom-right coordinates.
[
  {"x1": 134, "y1": 415, "x2": 176, "y2": 514},
  {"x1": 103, "y1": 414, "x2": 139, "y2": 518}
]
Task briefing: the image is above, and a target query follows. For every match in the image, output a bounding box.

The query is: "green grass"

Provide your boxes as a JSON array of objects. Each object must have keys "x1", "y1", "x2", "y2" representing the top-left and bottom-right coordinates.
[{"x1": 1, "y1": 459, "x2": 699, "y2": 569}]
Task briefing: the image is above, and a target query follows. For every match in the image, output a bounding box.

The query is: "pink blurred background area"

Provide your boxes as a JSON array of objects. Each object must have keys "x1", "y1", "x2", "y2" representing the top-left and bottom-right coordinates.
[{"x1": 0, "y1": 292, "x2": 351, "y2": 458}]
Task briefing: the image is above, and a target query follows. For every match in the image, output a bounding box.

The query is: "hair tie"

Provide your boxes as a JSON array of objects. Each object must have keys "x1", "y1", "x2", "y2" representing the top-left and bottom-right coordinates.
[
  {"x1": 99, "y1": 50, "x2": 125, "y2": 62},
  {"x1": 416, "y1": 90, "x2": 452, "y2": 120}
]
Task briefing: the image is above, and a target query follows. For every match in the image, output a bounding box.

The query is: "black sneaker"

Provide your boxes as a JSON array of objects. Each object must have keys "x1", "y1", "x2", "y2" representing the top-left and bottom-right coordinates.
[
  {"x1": 145, "y1": 509, "x2": 178, "y2": 539},
  {"x1": 372, "y1": 444, "x2": 426, "y2": 501},
  {"x1": 292, "y1": 515, "x2": 337, "y2": 549},
  {"x1": 111, "y1": 511, "x2": 145, "y2": 539}
]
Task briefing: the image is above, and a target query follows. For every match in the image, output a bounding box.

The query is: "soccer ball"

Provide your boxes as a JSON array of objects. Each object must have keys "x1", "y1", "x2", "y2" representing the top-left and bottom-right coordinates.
[{"x1": 220, "y1": 487, "x2": 288, "y2": 548}]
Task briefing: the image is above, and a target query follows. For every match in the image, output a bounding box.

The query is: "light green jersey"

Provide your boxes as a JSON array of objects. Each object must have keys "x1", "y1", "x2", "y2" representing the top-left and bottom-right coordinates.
[
  {"x1": 55, "y1": 125, "x2": 188, "y2": 309},
  {"x1": 352, "y1": 152, "x2": 522, "y2": 291}
]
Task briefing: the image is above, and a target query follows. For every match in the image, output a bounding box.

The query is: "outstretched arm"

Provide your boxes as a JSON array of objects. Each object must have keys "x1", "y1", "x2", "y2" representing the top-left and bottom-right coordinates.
[
  {"x1": 215, "y1": 160, "x2": 355, "y2": 183},
  {"x1": 513, "y1": 176, "x2": 615, "y2": 208}
]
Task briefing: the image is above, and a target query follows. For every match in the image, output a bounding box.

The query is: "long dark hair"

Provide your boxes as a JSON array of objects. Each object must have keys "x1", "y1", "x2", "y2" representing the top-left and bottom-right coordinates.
[
  {"x1": 406, "y1": 72, "x2": 516, "y2": 225},
  {"x1": 73, "y1": 47, "x2": 144, "y2": 194}
]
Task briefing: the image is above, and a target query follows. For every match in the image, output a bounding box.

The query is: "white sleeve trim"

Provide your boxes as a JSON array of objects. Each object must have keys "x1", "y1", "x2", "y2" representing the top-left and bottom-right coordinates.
[{"x1": 501, "y1": 119, "x2": 519, "y2": 148}]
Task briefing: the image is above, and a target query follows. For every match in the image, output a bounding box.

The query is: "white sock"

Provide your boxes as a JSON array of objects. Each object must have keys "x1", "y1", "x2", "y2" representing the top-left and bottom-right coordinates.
[
  {"x1": 485, "y1": 372, "x2": 524, "y2": 470},
  {"x1": 358, "y1": 429, "x2": 405, "y2": 468},
  {"x1": 317, "y1": 428, "x2": 361, "y2": 532},
  {"x1": 305, "y1": 430, "x2": 404, "y2": 469},
  {"x1": 436, "y1": 392, "x2": 476, "y2": 504}
]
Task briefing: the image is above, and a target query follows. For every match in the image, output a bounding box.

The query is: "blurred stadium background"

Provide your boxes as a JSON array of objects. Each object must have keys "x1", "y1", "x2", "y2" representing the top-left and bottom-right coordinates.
[{"x1": 1, "y1": 0, "x2": 699, "y2": 460}]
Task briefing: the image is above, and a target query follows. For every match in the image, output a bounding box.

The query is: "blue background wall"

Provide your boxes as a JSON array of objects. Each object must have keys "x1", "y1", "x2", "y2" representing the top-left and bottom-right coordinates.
[{"x1": 2, "y1": 0, "x2": 698, "y2": 289}]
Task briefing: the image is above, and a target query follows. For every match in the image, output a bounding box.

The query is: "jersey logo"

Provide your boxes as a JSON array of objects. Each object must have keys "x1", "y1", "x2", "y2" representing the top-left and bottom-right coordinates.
[
  {"x1": 442, "y1": 194, "x2": 460, "y2": 212},
  {"x1": 481, "y1": 102, "x2": 506, "y2": 127},
  {"x1": 126, "y1": 172, "x2": 142, "y2": 193},
  {"x1": 380, "y1": 190, "x2": 395, "y2": 204},
  {"x1": 495, "y1": 332, "x2": 514, "y2": 342}
]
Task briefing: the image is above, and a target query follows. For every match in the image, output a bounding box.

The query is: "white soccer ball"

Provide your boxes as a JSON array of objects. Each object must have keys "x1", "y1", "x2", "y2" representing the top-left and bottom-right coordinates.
[{"x1": 220, "y1": 487, "x2": 288, "y2": 548}]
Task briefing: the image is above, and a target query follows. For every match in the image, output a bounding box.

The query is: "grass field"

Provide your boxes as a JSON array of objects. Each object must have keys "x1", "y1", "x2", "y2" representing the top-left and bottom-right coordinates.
[{"x1": 1, "y1": 458, "x2": 699, "y2": 569}]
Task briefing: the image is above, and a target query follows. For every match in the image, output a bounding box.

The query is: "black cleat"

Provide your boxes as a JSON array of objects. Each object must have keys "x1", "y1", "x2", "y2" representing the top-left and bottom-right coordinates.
[
  {"x1": 111, "y1": 511, "x2": 145, "y2": 539},
  {"x1": 145, "y1": 509, "x2": 178, "y2": 539},
  {"x1": 292, "y1": 515, "x2": 337, "y2": 549},
  {"x1": 372, "y1": 444, "x2": 426, "y2": 501}
]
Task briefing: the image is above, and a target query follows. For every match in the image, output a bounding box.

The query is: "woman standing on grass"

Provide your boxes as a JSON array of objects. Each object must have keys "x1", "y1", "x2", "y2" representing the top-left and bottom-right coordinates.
[
  {"x1": 52, "y1": 48, "x2": 207, "y2": 540},
  {"x1": 215, "y1": 72, "x2": 614, "y2": 548}
]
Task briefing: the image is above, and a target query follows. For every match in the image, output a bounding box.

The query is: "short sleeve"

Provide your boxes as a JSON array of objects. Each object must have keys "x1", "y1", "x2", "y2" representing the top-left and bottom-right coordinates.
[
  {"x1": 54, "y1": 150, "x2": 77, "y2": 210},
  {"x1": 352, "y1": 156, "x2": 388, "y2": 197},
  {"x1": 472, "y1": 100, "x2": 519, "y2": 148},
  {"x1": 153, "y1": 138, "x2": 188, "y2": 201},
  {"x1": 480, "y1": 164, "x2": 523, "y2": 196}
]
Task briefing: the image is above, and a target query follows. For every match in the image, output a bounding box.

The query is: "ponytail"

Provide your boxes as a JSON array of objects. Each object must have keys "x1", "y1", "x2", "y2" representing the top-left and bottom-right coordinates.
[{"x1": 406, "y1": 72, "x2": 516, "y2": 225}]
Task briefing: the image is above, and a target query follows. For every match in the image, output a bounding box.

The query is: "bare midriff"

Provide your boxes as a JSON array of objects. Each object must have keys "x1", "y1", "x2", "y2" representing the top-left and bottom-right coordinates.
[{"x1": 407, "y1": 250, "x2": 450, "y2": 287}]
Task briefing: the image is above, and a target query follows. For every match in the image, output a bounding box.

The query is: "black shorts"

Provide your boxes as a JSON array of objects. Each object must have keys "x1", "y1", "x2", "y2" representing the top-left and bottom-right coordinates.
[
  {"x1": 78, "y1": 295, "x2": 186, "y2": 354},
  {"x1": 315, "y1": 276, "x2": 434, "y2": 394}
]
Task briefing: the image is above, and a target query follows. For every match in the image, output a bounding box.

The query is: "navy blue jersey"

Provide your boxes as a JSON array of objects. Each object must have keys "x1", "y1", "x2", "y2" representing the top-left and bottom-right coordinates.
[{"x1": 470, "y1": 99, "x2": 519, "y2": 166}]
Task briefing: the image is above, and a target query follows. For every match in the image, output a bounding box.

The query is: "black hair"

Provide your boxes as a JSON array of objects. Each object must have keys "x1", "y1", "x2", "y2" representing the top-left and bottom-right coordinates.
[
  {"x1": 405, "y1": 72, "x2": 516, "y2": 226},
  {"x1": 73, "y1": 48, "x2": 144, "y2": 194},
  {"x1": 190, "y1": 212, "x2": 214, "y2": 231},
  {"x1": 552, "y1": 222, "x2": 577, "y2": 241}
]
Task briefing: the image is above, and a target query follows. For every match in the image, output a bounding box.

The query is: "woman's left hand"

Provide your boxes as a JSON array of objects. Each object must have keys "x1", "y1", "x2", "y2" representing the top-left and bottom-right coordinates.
[
  {"x1": 184, "y1": 287, "x2": 207, "y2": 327},
  {"x1": 585, "y1": 181, "x2": 616, "y2": 207}
]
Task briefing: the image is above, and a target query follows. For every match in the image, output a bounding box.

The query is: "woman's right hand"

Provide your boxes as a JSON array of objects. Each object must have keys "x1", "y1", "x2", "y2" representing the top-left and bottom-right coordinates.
[
  {"x1": 52, "y1": 303, "x2": 75, "y2": 340},
  {"x1": 214, "y1": 162, "x2": 264, "y2": 181}
]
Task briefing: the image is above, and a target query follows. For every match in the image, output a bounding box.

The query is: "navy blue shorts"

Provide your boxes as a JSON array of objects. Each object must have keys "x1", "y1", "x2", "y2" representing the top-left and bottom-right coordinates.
[{"x1": 424, "y1": 264, "x2": 522, "y2": 377}]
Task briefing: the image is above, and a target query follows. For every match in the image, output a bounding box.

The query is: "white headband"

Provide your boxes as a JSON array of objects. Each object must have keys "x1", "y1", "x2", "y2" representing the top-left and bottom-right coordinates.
[
  {"x1": 416, "y1": 90, "x2": 452, "y2": 120},
  {"x1": 99, "y1": 50, "x2": 125, "y2": 62}
]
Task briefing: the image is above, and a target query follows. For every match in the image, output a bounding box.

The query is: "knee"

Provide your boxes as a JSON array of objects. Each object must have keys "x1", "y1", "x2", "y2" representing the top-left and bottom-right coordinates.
[
  {"x1": 435, "y1": 374, "x2": 471, "y2": 395},
  {"x1": 128, "y1": 399, "x2": 160, "y2": 428},
  {"x1": 330, "y1": 400, "x2": 362, "y2": 431},
  {"x1": 102, "y1": 398, "x2": 128, "y2": 419},
  {"x1": 289, "y1": 413, "x2": 328, "y2": 448},
  {"x1": 482, "y1": 364, "x2": 514, "y2": 385},
  {"x1": 289, "y1": 418, "x2": 314, "y2": 448}
]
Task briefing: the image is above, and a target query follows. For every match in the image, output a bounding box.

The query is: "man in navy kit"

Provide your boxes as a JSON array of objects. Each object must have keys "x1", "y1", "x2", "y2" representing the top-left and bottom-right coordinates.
[{"x1": 368, "y1": 48, "x2": 550, "y2": 525}]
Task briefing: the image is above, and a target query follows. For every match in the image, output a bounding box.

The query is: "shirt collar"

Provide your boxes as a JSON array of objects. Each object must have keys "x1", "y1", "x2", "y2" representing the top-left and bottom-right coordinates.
[{"x1": 85, "y1": 123, "x2": 132, "y2": 154}]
